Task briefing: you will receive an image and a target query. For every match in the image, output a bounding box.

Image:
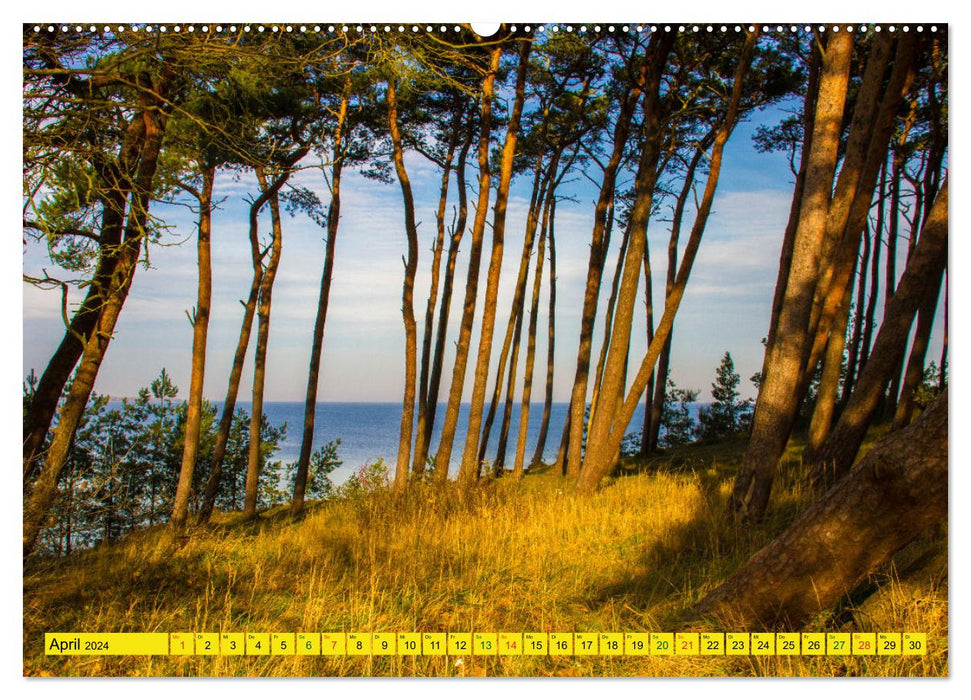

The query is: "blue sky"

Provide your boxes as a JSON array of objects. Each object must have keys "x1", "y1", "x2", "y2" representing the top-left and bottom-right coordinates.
[{"x1": 22, "y1": 95, "x2": 945, "y2": 405}]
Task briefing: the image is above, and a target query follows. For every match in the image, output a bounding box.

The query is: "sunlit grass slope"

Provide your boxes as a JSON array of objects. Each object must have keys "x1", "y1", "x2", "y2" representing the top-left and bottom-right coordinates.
[{"x1": 24, "y1": 435, "x2": 947, "y2": 677}]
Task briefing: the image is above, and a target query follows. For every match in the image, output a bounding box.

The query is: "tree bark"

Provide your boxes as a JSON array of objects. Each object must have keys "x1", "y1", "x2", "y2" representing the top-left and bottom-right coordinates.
[
  {"x1": 513, "y1": 219, "x2": 548, "y2": 478},
  {"x1": 696, "y1": 388, "x2": 947, "y2": 630},
  {"x1": 840, "y1": 225, "x2": 871, "y2": 406},
  {"x1": 458, "y1": 41, "x2": 531, "y2": 486},
  {"x1": 198, "y1": 150, "x2": 306, "y2": 524},
  {"x1": 807, "y1": 178, "x2": 947, "y2": 489},
  {"x1": 291, "y1": 92, "x2": 348, "y2": 514},
  {"x1": 170, "y1": 163, "x2": 215, "y2": 530},
  {"x1": 432, "y1": 46, "x2": 502, "y2": 481},
  {"x1": 559, "y1": 62, "x2": 648, "y2": 480},
  {"x1": 579, "y1": 30, "x2": 751, "y2": 495},
  {"x1": 418, "y1": 130, "x2": 473, "y2": 473},
  {"x1": 531, "y1": 193, "x2": 558, "y2": 467},
  {"x1": 478, "y1": 153, "x2": 549, "y2": 469},
  {"x1": 413, "y1": 110, "x2": 461, "y2": 477},
  {"x1": 244, "y1": 175, "x2": 285, "y2": 517},
  {"x1": 728, "y1": 31, "x2": 853, "y2": 518},
  {"x1": 892, "y1": 264, "x2": 945, "y2": 429},
  {"x1": 646, "y1": 132, "x2": 713, "y2": 453},
  {"x1": 24, "y1": 94, "x2": 168, "y2": 557},
  {"x1": 387, "y1": 79, "x2": 421, "y2": 494}
]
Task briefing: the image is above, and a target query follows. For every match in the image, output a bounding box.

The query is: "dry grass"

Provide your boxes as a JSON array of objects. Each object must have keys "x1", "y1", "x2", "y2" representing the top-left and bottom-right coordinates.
[{"x1": 23, "y1": 436, "x2": 947, "y2": 677}]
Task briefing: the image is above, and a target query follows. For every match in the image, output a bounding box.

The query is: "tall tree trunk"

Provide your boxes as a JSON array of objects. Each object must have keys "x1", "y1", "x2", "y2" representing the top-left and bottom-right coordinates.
[
  {"x1": 803, "y1": 272, "x2": 853, "y2": 462},
  {"x1": 419, "y1": 131, "x2": 473, "y2": 472},
  {"x1": 432, "y1": 47, "x2": 502, "y2": 481},
  {"x1": 860, "y1": 170, "x2": 886, "y2": 373},
  {"x1": 760, "y1": 38, "x2": 822, "y2": 374},
  {"x1": 727, "y1": 31, "x2": 853, "y2": 518},
  {"x1": 639, "y1": 227, "x2": 656, "y2": 457},
  {"x1": 413, "y1": 112, "x2": 461, "y2": 477},
  {"x1": 576, "y1": 32, "x2": 678, "y2": 494},
  {"x1": 532, "y1": 193, "x2": 558, "y2": 467},
  {"x1": 24, "y1": 98, "x2": 168, "y2": 558},
  {"x1": 588, "y1": 218, "x2": 633, "y2": 444},
  {"x1": 22, "y1": 116, "x2": 147, "y2": 476},
  {"x1": 513, "y1": 220, "x2": 548, "y2": 478},
  {"x1": 939, "y1": 269, "x2": 948, "y2": 391},
  {"x1": 840, "y1": 224, "x2": 871, "y2": 406},
  {"x1": 244, "y1": 176, "x2": 285, "y2": 518},
  {"x1": 478, "y1": 153, "x2": 550, "y2": 468},
  {"x1": 170, "y1": 163, "x2": 215, "y2": 530},
  {"x1": 799, "y1": 37, "x2": 916, "y2": 416},
  {"x1": 387, "y1": 79, "x2": 421, "y2": 494},
  {"x1": 696, "y1": 388, "x2": 947, "y2": 630},
  {"x1": 892, "y1": 264, "x2": 945, "y2": 429},
  {"x1": 580, "y1": 30, "x2": 755, "y2": 494},
  {"x1": 458, "y1": 41, "x2": 532, "y2": 486},
  {"x1": 560, "y1": 74, "x2": 645, "y2": 480},
  {"x1": 806, "y1": 178, "x2": 947, "y2": 488},
  {"x1": 291, "y1": 95, "x2": 348, "y2": 515},
  {"x1": 198, "y1": 151, "x2": 306, "y2": 524},
  {"x1": 646, "y1": 132, "x2": 713, "y2": 454}
]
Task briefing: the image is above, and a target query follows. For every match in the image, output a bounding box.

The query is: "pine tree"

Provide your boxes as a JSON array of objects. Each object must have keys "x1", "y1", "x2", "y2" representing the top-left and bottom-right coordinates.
[{"x1": 697, "y1": 352, "x2": 751, "y2": 440}]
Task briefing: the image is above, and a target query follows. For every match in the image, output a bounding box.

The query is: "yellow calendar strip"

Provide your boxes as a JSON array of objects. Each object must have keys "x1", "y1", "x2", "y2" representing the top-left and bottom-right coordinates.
[
  {"x1": 44, "y1": 631, "x2": 928, "y2": 657},
  {"x1": 45, "y1": 633, "x2": 169, "y2": 656}
]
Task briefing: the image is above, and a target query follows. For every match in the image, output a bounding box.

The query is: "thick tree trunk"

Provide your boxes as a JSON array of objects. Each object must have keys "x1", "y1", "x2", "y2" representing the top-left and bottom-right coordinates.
[
  {"x1": 577, "y1": 32, "x2": 678, "y2": 494},
  {"x1": 806, "y1": 178, "x2": 947, "y2": 489},
  {"x1": 24, "y1": 99, "x2": 167, "y2": 558},
  {"x1": 579, "y1": 31, "x2": 749, "y2": 495},
  {"x1": 728, "y1": 32, "x2": 853, "y2": 518},
  {"x1": 432, "y1": 47, "x2": 502, "y2": 481},
  {"x1": 387, "y1": 79, "x2": 421, "y2": 494},
  {"x1": 244, "y1": 177, "x2": 285, "y2": 518},
  {"x1": 696, "y1": 388, "x2": 946, "y2": 630},
  {"x1": 170, "y1": 163, "x2": 215, "y2": 530},
  {"x1": 22, "y1": 114, "x2": 147, "y2": 476},
  {"x1": 803, "y1": 275, "x2": 853, "y2": 462},
  {"x1": 198, "y1": 150, "x2": 306, "y2": 523},
  {"x1": 292, "y1": 94, "x2": 348, "y2": 514},
  {"x1": 458, "y1": 41, "x2": 531, "y2": 486},
  {"x1": 559, "y1": 63, "x2": 648, "y2": 479}
]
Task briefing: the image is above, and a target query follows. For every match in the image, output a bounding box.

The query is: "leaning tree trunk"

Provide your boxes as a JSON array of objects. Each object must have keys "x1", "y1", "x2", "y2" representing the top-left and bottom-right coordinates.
[
  {"x1": 23, "y1": 101, "x2": 168, "y2": 557},
  {"x1": 696, "y1": 388, "x2": 947, "y2": 630},
  {"x1": 458, "y1": 41, "x2": 531, "y2": 486},
  {"x1": 244, "y1": 178, "x2": 285, "y2": 518},
  {"x1": 728, "y1": 31, "x2": 853, "y2": 518},
  {"x1": 840, "y1": 225, "x2": 871, "y2": 406},
  {"x1": 413, "y1": 112, "x2": 460, "y2": 477},
  {"x1": 478, "y1": 154, "x2": 548, "y2": 469},
  {"x1": 531, "y1": 193, "x2": 558, "y2": 467},
  {"x1": 432, "y1": 47, "x2": 502, "y2": 481},
  {"x1": 892, "y1": 264, "x2": 945, "y2": 429},
  {"x1": 418, "y1": 131, "x2": 473, "y2": 473},
  {"x1": 170, "y1": 163, "x2": 215, "y2": 530},
  {"x1": 387, "y1": 79, "x2": 421, "y2": 494},
  {"x1": 198, "y1": 150, "x2": 307, "y2": 523},
  {"x1": 806, "y1": 177, "x2": 947, "y2": 489},
  {"x1": 512, "y1": 221, "x2": 548, "y2": 478},
  {"x1": 577, "y1": 31, "x2": 677, "y2": 494},
  {"x1": 579, "y1": 29, "x2": 747, "y2": 495},
  {"x1": 291, "y1": 94, "x2": 348, "y2": 515},
  {"x1": 560, "y1": 77, "x2": 644, "y2": 480}
]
